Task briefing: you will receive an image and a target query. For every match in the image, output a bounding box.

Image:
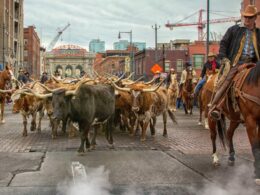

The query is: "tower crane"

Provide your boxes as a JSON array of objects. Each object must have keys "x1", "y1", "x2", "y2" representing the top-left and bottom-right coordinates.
[
  {"x1": 165, "y1": 9, "x2": 240, "y2": 41},
  {"x1": 47, "y1": 23, "x2": 70, "y2": 51}
]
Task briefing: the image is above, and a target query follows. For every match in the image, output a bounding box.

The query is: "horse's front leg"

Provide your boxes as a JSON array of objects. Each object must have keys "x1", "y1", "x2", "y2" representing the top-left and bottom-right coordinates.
[
  {"x1": 245, "y1": 116, "x2": 260, "y2": 184},
  {"x1": 0, "y1": 100, "x2": 5, "y2": 123},
  {"x1": 227, "y1": 121, "x2": 239, "y2": 166},
  {"x1": 208, "y1": 117, "x2": 219, "y2": 166}
]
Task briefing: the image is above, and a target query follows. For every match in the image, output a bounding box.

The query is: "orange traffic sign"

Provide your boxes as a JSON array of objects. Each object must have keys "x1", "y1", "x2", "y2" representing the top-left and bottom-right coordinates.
[{"x1": 151, "y1": 64, "x2": 162, "y2": 74}]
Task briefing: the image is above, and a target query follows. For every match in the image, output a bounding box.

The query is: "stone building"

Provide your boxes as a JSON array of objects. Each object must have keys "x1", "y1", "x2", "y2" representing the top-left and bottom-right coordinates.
[
  {"x1": 45, "y1": 44, "x2": 95, "y2": 78},
  {"x1": 0, "y1": 0, "x2": 24, "y2": 75}
]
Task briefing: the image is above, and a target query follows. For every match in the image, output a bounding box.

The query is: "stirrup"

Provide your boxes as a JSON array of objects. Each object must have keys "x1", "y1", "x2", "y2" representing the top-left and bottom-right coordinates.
[{"x1": 210, "y1": 110, "x2": 221, "y2": 121}]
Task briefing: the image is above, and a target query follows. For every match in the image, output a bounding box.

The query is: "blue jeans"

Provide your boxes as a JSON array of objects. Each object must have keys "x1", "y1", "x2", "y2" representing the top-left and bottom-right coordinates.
[{"x1": 195, "y1": 77, "x2": 206, "y2": 94}]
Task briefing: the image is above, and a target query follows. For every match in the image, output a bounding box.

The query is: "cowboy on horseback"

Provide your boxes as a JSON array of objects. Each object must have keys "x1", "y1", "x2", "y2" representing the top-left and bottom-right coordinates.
[
  {"x1": 179, "y1": 62, "x2": 197, "y2": 98},
  {"x1": 209, "y1": 4, "x2": 260, "y2": 120},
  {"x1": 194, "y1": 52, "x2": 220, "y2": 98},
  {"x1": 166, "y1": 68, "x2": 176, "y2": 88}
]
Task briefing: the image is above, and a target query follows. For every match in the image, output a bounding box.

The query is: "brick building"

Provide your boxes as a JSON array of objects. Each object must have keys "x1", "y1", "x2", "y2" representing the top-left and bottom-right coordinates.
[
  {"x1": 188, "y1": 41, "x2": 220, "y2": 75},
  {"x1": 242, "y1": 0, "x2": 260, "y2": 27},
  {"x1": 24, "y1": 26, "x2": 40, "y2": 78},
  {"x1": 134, "y1": 49, "x2": 189, "y2": 80},
  {"x1": 0, "y1": 0, "x2": 24, "y2": 75}
]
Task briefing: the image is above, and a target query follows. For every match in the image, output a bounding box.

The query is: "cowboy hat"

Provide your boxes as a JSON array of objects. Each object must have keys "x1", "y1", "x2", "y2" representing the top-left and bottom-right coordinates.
[
  {"x1": 208, "y1": 52, "x2": 217, "y2": 57},
  {"x1": 242, "y1": 5, "x2": 258, "y2": 17}
]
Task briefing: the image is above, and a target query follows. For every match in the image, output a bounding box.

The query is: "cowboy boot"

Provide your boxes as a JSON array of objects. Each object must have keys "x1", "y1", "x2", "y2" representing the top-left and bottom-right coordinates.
[{"x1": 208, "y1": 66, "x2": 238, "y2": 120}]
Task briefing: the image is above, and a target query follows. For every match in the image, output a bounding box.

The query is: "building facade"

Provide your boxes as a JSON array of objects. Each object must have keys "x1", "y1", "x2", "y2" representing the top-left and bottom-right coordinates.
[
  {"x1": 134, "y1": 49, "x2": 189, "y2": 80},
  {"x1": 45, "y1": 45, "x2": 95, "y2": 78},
  {"x1": 242, "y1": 0, "x2": 260, "y2": 27},
  {"x1": 188, "y1": 41, "x2": 220, "y2": 75},
  {"x1": 114, "y1": 40, "x2": 146, "y2": 51},
  {"x1": 89, "y1": 39, "x2": 105, "y2": 53},
  {"x1": 0, "y1": 0, "x2": 24, "y2": 75},
  {"x1": 24, "y1": 26, "x2": 40, "y2": 78}
]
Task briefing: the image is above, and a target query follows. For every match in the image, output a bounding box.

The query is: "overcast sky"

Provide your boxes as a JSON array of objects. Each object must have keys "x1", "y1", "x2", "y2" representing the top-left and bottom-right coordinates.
[{"x1": 24, "y1": 0, "x2": 241, "y2": 50}]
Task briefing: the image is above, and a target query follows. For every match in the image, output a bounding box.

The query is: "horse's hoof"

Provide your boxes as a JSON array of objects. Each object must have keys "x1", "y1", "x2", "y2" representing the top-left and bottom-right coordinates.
[
  {"x1": 37, "y1": 128, "x2": 41, "y2": 133},
  {"x1": 141, "y1": 138, "x2": 146, "y2": 142},
  {"x1": 52, "y1": 135, "x2": 57, "y2": 139},
  {"x1": 163, "y1": 134, "x2": 168, "y2": 138},
  {"x1": 255, "y1": 179, "x2": 260, "y2": 185},
  {"x1": 198, "y1": 122, "x2": 202, "y2": 125},
  {"x1": 213, "y1": 161, "x2": 220, "y2": 167},
  {"x1": 22, "y1": 132, "x2": 27, "y2": 137},
  {"x1": 228, "y1": 160, "x2": 235, "y2": 166},
  {"x1": 0, "y1": 120, "x2": 5, "y2": 124},
  {"x1": 109, "y1": 144, "x2": 115, "y2": 149}
]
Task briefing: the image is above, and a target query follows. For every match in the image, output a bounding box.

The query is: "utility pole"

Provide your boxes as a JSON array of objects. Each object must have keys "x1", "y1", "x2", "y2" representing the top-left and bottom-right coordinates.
[
  {"x1": 162, "y1": 44, "x2": 165, "y2": 72},
  {"x1": 152, "y1": 24, "x2": 160, "y2": 62},
  {"x1": 2, "y1": 24, "x2": 4, "y2": 69},
  {"x1": 206, "y1": 0, "x2": 210, "y2": 60}
]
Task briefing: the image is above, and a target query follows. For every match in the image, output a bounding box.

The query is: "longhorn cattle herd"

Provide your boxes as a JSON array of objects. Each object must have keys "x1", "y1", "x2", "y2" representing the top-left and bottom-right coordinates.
[{"x1": 0, "y1": 68, "x2": 260, "y2": 185}]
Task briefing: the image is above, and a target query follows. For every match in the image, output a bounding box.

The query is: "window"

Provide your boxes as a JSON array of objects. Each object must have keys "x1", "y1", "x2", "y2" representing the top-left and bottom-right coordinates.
[
  {"x1": 24, "y1": 50, "x2": 28, "y2": 57},
  {"x1": 165, "y1": 61, "x2": 170, "y2": 72},
  {"x1": 176, "y1": 59, "x2": 183, "y2": 72},
  {"x1": 193, "y1": 54, "x2": 205, "y2": 69}
]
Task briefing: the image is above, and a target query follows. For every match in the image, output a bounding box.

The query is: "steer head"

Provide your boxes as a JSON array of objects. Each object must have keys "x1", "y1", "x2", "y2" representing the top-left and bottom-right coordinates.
[
  {"x1": 52, "y1": 88, "x2": 73, "y2": 120},
  {"x1": 112, "y1": 80, "x2": 164, "y2": 113}
]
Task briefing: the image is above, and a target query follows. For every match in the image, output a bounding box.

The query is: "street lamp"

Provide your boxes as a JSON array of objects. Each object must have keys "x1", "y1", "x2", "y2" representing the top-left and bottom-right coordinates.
[{"x1": 118, "y1": 30, "x2": 134, "y2": 76}]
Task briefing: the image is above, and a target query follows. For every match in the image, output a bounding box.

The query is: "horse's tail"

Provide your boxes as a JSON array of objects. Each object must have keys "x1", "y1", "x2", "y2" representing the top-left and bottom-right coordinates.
[
  {"x1": 167, "y1": 109, "x2": 178, "y2": 124},
  {"x1": 216, "y1": 114, "x2": 226, "y2": 150}
]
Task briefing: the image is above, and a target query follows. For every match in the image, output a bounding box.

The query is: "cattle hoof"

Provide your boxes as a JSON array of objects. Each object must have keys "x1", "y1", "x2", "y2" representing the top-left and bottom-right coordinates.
[
  {"x1": 22, "y1": 132, "x2": 27, "y2": 137},
  {"x1": 77, "y1": 151, "x2": 85, "y2": 156},
  {"x1": 228, "y1": 160, "x2": 235, "y2": 166},
  {"x1": 255, "y1": 179, "x2": 260, "y2": 185},
  {"x1": 198, "y1": 122, "x2": 202, "y2": 125},
  {"x1": 141, "y1": 138, "x2": 146, "y2": 142},
  {"x1": 109, "y1": 144, "x2": 115, "y2": 149},
  {"x1": 37, "y1": 128, "x2": 41, "y2": 133},
  {"x1": 52, "y1": 135, "x2": 57, "y2": 139},
  {"x1": 90, "y1": 145, "x2": 96, "y2": 150},
  {"x1": 163, "y1": 134, "x2": 168, "y2": 138},
  {"x1": 0, "y1": 120, "x2": 5, "y2": 124}
]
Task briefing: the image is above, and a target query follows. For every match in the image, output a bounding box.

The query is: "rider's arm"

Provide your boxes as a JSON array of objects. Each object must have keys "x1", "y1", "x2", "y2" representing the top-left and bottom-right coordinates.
[
  {"x1": 200, "y1": 63, "x2": 207, "y2": 78},
  {"x1": 219, "y1": 25, "x2": 235, "y2": 60}
]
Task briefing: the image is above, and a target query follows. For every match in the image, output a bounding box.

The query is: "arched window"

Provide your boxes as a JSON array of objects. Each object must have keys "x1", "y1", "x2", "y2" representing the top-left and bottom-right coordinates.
[
  {"x1": 65, "y1": 65, "x2": 73, "y2": 77},
  {"x1": 75, "y1": 65, "x2": 83, "y2": 77}
]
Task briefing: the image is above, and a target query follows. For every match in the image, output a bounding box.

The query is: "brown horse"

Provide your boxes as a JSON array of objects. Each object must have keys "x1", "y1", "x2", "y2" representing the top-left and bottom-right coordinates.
[
  {"x1": 209, "y1": 63, "x2": 260, "y2": 184},
  {"x1": 167, "y1": 73, "x2": 178, "y2": 112},
  {"x1": 0, "y1": 66, "x2": 13, "y2": 123},
  {"x1": 182, "y1": 66, "x2": 196, "y2": 114},
  {"x1": 198, "y1": 71, "x2": 218, "y2": 129}
]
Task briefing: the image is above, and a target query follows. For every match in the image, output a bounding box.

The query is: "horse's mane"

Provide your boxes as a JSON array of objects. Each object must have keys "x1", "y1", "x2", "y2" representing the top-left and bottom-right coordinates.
[{"x1": 245, "y1": 63, "x2": 260, "y2": 86}]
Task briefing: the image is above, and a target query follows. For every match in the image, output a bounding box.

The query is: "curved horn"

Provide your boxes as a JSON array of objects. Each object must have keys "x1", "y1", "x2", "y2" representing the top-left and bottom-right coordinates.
[
  {"x1": 144, "y1": 77, "x2": 156, "y2": 85},
  {"x1": 122, "y1": 72, "x2": 134, "y2": 81},
  {"x1": 0, "y1": 89, "x2": 13, "y2": 93},
  {"x1": 113, "y1": 72, "x2": 126, "y2": 83},
  {"x1": 25, "y1": 89, "x2": 53, "y2": 99},
  {"x1": 111, "y1": 81, "x2": 131, "y2": 92},
  {"x1": 142, "y1": 79, "x2": 164, "y2": 92},
  {"x1": 65, "y1": 90, "x2": 76, "y2": 96}
]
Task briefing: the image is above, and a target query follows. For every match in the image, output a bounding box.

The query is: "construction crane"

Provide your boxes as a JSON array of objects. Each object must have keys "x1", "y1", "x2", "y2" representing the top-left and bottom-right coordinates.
[
  {"x1": 47, "y1": 23, "x2": 70, "y2": 51},
  {"x1": 165, "y1": 9, "x2": 240, "y2": 41}
]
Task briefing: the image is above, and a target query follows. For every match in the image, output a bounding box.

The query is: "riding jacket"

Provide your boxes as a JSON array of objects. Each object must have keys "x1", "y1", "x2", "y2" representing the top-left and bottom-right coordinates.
[{"x1": 219, "y1": 24, "x2": 260, "y2": 65}]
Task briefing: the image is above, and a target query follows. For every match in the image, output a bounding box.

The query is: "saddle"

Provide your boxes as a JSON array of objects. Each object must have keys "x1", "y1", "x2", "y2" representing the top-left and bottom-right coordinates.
[{"x1": 232, "y1": 63, "x2": 257, "y2": 112}]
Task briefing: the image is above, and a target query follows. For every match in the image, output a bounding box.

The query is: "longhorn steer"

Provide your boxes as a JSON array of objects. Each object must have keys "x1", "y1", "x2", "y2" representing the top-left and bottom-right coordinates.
[
  {"x1": 113, "y1": 81, "x2": 177, "y2": 141},
  {"x1": 51, "y1": 84, "x2": 115, "y2": 153}
]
